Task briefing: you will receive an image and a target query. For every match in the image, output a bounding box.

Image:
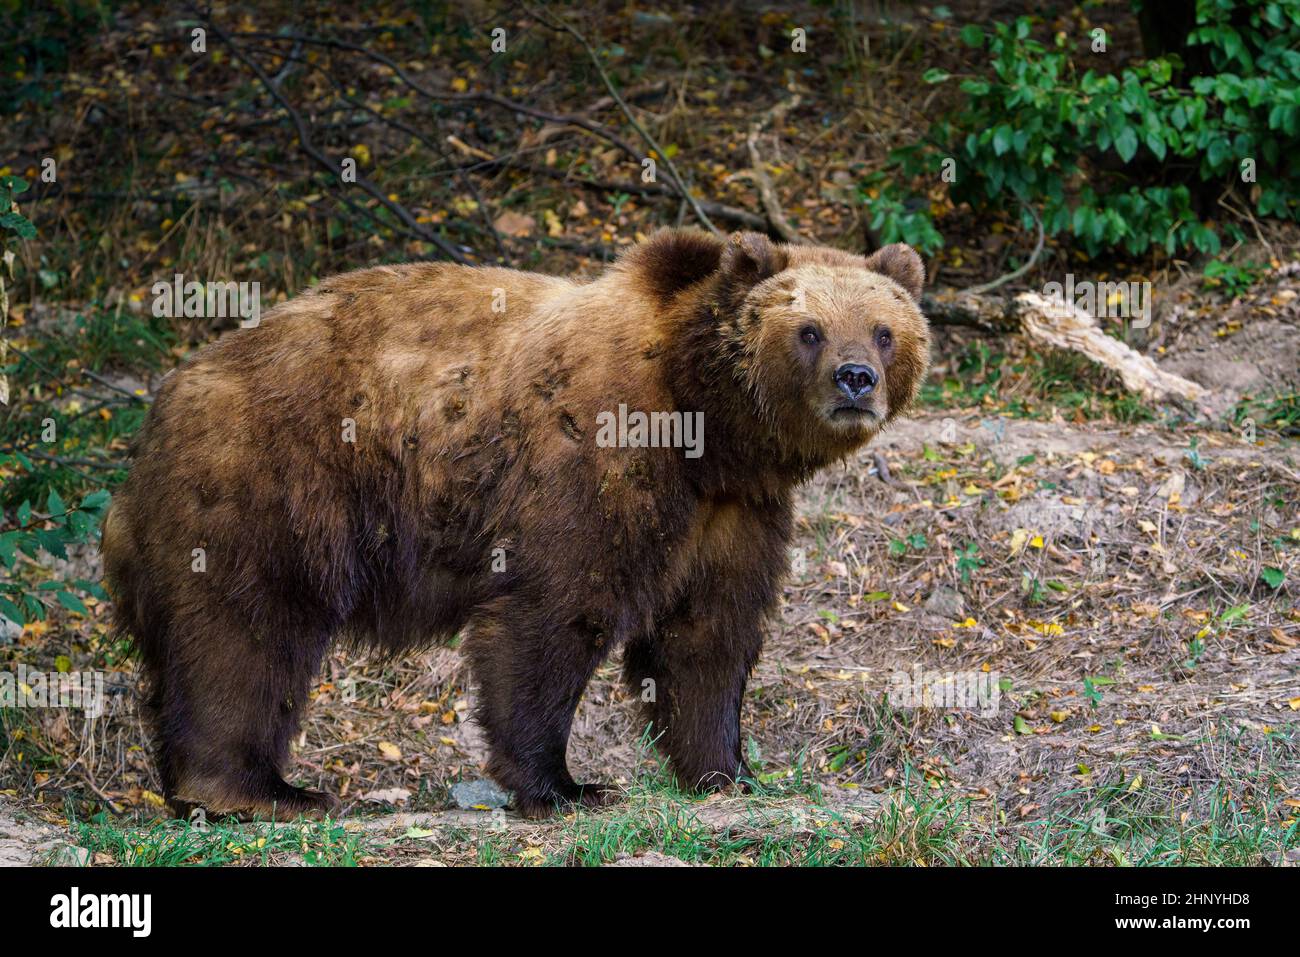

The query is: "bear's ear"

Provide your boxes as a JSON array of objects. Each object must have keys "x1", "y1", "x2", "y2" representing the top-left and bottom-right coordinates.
[
  {"x1": 720, "y1": 231, "x2": 787, "y2": 289},
  {"x1": 864, "y1": 243, "x2": 925, "y2": 302}
]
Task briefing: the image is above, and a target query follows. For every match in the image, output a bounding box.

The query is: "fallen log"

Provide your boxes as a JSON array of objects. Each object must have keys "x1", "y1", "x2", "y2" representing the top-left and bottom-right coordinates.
[
  {"x1": 922, "y1": 289, "x2": 1208, "y2": 406},
  {"x1": 1014, "y1": 291, "x2": 1207, "y2": 405}
]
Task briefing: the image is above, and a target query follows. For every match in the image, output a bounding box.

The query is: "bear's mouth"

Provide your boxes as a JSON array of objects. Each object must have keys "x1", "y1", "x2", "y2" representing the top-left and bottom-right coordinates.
[{"x1": 829, "y1": 404, "x2": 879, "y2": 422}]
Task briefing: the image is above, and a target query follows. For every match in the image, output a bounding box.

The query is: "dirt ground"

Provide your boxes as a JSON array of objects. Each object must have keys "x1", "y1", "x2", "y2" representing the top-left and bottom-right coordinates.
[{"x1": 3, "y1": 367, "x2": 1296, "y2": 864}]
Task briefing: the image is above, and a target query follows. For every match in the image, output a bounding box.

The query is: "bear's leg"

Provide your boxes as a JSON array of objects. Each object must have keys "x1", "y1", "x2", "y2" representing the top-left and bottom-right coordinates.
[
  {"x1": 627, "y1": 505, "x2": 789, "y2": 791},
  {"x1": 623, "y1": 618, "x2": 762, "y2": 793},
  {"x1": 154, "y1": 610, "x2": 338, "y2": 821},
  {"x1": 466, "y1": 613, "x2": 614, "y2": 818}
]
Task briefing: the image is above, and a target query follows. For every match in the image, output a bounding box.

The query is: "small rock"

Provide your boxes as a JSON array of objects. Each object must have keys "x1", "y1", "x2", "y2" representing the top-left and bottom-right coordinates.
[
  {"x1": 48, "y1": 844, "x2": 90, "y2": 867},
  {"x1": 450, "y1": 779, "x2": 509, "y2": 810},
  {"x1": 607, "y1": 850, "x2": 693, "y2": 867},
  {"x1": 924, "y1": 585, "x2": 966, "y2": 620}
]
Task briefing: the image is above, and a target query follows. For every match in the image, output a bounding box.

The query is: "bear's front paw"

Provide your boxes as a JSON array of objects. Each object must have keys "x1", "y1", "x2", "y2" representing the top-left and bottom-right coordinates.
[
  {"x1": 512, "y1": 782, "x2": 621, "y2": 818},
  {"x1": 577, "y1": 781, "x2": 622, "y2": 810}
]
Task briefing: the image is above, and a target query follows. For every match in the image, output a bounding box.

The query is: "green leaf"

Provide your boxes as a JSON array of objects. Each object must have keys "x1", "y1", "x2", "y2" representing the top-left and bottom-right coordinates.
[
  {"x1": 33, "y1": 529, "x2": 67, "y2": 560},
  {"x1": 0, "y1": 595, "x2": 24, "y2": 626},
  {"x1": 80, "y1": 489, "x2": 112, "y2": 512},
  {"x1": 1114, "y1": 126, "x2": 1138, "y2": 162},
  {"x1": 1260, "y1": 567, "x2": 1285, "y2": 589},
  {"x1": 1220, "y1": 603, "x2": 1250, "y2": 623},
  {"x1": 0, "y1": 211, "x2": 36, "y2": 240},
  {"x1": 56, "y1": 591, "x2": 89, "y2": 616}
]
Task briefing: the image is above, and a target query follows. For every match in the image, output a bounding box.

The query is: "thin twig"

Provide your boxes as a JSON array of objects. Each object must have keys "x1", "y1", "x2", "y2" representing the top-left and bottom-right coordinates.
[
  {"x1": 964, "y1": 203, "x2": 1045, "y2": 296},
  {"x1": 743, "y1": 94, "x2": 807, "y2": 243}
]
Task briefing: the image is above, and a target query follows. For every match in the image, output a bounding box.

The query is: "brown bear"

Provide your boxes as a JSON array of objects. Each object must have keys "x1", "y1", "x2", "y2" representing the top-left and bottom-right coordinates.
[{"x1": 101, "y1": 229, "x2": 931, "y2": 819}]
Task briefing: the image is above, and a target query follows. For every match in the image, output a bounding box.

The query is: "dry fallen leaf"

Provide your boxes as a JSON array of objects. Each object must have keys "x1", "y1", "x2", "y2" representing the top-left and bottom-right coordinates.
[{"x1": 494, "y1": 211, "x2": 535, "y2": 237}]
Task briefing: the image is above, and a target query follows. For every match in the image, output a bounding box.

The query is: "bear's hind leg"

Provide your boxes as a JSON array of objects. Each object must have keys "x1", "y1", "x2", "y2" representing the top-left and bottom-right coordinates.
[{"x1": 155, "y1": 609, "x2": 338, "y2": 821}]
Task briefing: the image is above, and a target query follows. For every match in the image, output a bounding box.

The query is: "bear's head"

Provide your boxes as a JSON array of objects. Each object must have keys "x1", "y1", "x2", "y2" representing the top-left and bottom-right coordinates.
[{"x1": 712, "y1": 231, "x2": 931, "y2": 464}]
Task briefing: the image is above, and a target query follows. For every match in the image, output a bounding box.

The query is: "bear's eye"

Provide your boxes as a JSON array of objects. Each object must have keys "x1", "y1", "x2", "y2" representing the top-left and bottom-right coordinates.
[
  {"x1": 875, "y1": 328, "x2": 893, "y2": 350},
  {"x1": 799, "y1": 326, "x2": 821, "y2": 346}
]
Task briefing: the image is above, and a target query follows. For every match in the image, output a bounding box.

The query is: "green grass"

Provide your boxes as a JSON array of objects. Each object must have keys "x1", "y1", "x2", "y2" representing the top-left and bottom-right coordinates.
[
  {"x1": 36, "y1": 721, "x2": 1297, "y2": 867},
  {"x1": 537, "y1": 721, "x2": 1298, "y2": 867},
  {"x1": 920, "y1": 341, "x2": 1157, "y2": 424},
  {"x1": 1233, "y1": 391, "x2": 1300, "y2": 437},
  {"x1": 67, "y1": 812, "x2": 368, "y2": 866},
  {"x1": 544, "y1": 768, "x2": 981, "y2": 867}
]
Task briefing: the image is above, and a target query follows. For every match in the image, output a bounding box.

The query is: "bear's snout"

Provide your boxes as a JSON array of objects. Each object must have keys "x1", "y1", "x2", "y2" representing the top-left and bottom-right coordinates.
[{"x1": 833, "y1": 363, "x2": 878, "y2": 401}]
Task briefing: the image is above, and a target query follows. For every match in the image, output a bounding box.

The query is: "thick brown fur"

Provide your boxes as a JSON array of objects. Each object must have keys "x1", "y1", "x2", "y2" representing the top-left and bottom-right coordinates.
[{"x1": 101, "y1": 229, "x2": 931, "y2": 819}]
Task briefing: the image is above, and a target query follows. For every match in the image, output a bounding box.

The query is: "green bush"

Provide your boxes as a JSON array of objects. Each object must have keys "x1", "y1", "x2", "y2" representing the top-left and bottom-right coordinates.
[
  {"x1": 1, "y1": 176, "x2": 118, "y2": 634},
  {"x1": 872, "y1": 1, "x2": 1300, "y2": 258}
]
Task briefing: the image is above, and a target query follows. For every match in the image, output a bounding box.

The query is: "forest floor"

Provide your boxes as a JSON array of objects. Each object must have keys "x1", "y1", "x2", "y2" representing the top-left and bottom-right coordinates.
[
  {"x1": 1, "y1": 2, "x2": 1298, "y2": 865},
  {"x1": 4, "y1": 392, "x2": 1297, "y2": 865}
]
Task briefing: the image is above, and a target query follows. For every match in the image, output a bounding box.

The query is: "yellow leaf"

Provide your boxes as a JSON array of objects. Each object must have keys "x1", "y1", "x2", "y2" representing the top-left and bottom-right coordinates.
[
  {"x1": 451, "y1": 77, "x2": 469, "y2": 92},
  {"x1": 377, "y1": 741, "x2": 402, "y2": 761},
  {"x1": 141, "y1": 790, "x2": 166, "y2": 807},
  {"x1": 1029, "y1": 535, "x2": 1045, "y2": 549}
]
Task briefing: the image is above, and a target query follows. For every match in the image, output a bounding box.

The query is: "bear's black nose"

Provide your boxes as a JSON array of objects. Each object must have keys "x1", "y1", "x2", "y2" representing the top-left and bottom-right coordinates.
[{"x1": 834, "y1": 363, "x2": 878, "y2": 400}]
